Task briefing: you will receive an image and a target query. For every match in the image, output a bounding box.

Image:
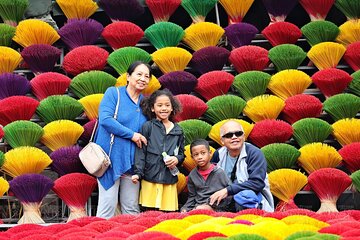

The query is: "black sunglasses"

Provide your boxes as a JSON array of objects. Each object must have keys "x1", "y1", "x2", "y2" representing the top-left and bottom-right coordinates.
[{"x1": 222, "y1": 130, "x2": 244, "y2": 139}]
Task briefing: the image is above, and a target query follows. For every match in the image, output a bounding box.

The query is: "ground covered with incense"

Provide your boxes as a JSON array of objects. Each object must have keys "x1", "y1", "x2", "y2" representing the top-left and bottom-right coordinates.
[{"x1": 1, "y1": 209, "x2": 360, "y2": 239}]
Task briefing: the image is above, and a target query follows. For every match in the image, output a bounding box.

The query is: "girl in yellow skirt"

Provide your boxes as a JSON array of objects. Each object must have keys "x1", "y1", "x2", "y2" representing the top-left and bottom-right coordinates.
[{"x1": 132, "y1": 89, "x2": 184, "y2": 211}]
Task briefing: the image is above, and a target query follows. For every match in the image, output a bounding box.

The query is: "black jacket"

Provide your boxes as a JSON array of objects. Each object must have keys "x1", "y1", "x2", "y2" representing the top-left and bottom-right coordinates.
[{"x1": 134, "y1": 119, "x2": 185, "y2": 184}]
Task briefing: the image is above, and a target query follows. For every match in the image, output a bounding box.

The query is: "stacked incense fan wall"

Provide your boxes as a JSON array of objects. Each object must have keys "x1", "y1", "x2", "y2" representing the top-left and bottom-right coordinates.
[{"x1": 0, "y1": 0, "x2": 358, "y2": 224}]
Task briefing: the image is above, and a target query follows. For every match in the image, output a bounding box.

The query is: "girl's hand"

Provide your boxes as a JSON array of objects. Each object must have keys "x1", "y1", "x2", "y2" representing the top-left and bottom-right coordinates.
[
  {"x1": 164, "y1": 156, "x2": 178, "y2": 169},
  {"x1": 131, "y1": 175, "x2": 139, "y2": 184},
  {"x1": 132, "y1": 132, "x2": 147, "y2": 148}
]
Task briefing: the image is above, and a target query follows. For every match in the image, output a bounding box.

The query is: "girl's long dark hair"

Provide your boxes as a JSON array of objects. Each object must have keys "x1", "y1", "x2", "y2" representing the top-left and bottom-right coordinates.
[{"x1": 141, "y1": 89, "x2": 181, "y2": 122}]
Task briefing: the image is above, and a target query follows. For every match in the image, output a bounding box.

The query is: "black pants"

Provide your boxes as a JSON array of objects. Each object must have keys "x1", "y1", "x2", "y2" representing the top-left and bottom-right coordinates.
[
  {"x1": 210, "y1": 196, "x2": 236, "y2": 212},
  {"x1": 235, "y1": 201, "x2": 263, "y2": 212}
]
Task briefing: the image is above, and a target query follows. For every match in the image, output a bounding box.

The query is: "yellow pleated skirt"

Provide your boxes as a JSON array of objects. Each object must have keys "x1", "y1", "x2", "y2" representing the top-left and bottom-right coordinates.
[{"x1": 139, "y1": 180, "x2": 178, "y2": 211}]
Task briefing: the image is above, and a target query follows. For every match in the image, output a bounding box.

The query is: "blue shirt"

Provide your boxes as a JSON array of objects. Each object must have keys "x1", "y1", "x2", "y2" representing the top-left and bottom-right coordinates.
[
  {"x1": 225, "y1": 152, "x2": 237, "y2": 181},
  {"x1": 95, "y1": 86, "x2": 147, "y2": 190}
]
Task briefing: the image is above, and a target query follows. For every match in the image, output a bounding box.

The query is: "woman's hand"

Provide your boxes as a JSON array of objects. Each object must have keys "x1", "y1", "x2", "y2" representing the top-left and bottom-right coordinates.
[
  {"x1": 132, "y1": 132, "x2": 147, "y2": 148},
  {"x1": 164, "y1": 156, "x2": 178, "y2": 169},
  {"x1": 131, "y1": 175, "x2": 139, "y2": 184}
]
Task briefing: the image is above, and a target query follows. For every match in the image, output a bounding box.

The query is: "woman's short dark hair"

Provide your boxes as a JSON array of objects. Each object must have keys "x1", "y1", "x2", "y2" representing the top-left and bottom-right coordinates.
[
  {"x1": 141, "y1": 89, "x2": 182, "y2": 121},
  {"x1": 127, "y1": 61, "x2": 152, "y2": 77}
]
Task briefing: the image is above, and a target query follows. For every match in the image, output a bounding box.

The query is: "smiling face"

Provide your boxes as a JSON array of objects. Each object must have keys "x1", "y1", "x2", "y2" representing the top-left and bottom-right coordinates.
[
  {"x1": 191, "y1": 144, "x2": 212, "y2": 170},
  {"x1": 127, "y1": 64, "x2": 150, "y2": 92},
  {"x1": 151, "y1": 95, "x2": 173, "y2": 121},
  {"x1": 220, "y1": 121, "x2": 245, "y2": 156}
]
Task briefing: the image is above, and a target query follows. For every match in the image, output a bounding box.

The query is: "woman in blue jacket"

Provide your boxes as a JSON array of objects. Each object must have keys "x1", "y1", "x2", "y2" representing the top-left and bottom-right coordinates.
[{"x1": 95, "y1": 61, "x2": 151, "y2": 218}]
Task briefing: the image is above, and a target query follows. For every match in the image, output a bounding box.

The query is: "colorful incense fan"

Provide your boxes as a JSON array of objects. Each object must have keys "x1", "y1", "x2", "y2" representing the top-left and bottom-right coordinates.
[
  {"x1": 0, "y1": 46, "x2": 22, "y2": 74},
  {"x1": 9, "y1": 174, "x2": 54, "y2": 224},
  {"x1": 41, "y1": 120, "x2": 84, "y2": 151},
  {"x1": 158, "y1": 71, "x2": 197, "y2": 95},
  {"x1": 232, "y1": 71, "x2": 271, "y2": 101},
  {"x1": 261, "y1": 143, "x2": 300, "y2": 172},
  {"x1": 194, "y1": 71, "x2": 234, "y2": 100},
  {"x1": 0, "y1": 96, "x2": 39, "y2": 126},
  {"x1": 262, "y1": 22, "x2": 302, "y2": 47},
  {"x1": 145, "y1": 0, "x2": 181, "y2": 22},
  {"x1": 219, "y1": 0, "x2": 254, "y2": 24},
  {"x1": 298, "y1": 143, "x2": 342, "y2": 174},
  {"x1": 292, "y1": 118, "x2": 332, "y2": 147},
  {"x1": 268, "y1": 169, "x2": 307, "y2": 211},
  {"x1": 13, "y1": 19, "x2": 60, "y2": 47},
  {"x1": 30, "y1": 72, "x2": 71, "y2": 100},
  {"x1": 307, "y1": 42, "x2": 346, "y2": 70},
  {"x1": 243, "y1": 94, "x2": 285, "y2": 122},
  {"x1": 178, "y1": 119, "x2": 211, "y2": 145},
  {"x1": 181, "y1": 0, "x2": 217, "y2": 23},
  {"x1": 144, "y1": 22, "x2": 184, "y2": 49},
  {"x1": 102, "y1": 21, "x2": 144, "y2": 50},
  {"x1": 248, "y1": 119, "x2": 293, "y2": 148},
  {"x1": 56, "y1": 0, "x2": 98, "y2": 19},
  {"x1": 58, "y1": 18, "x2": 104, "y2": 50},
  {"x1": 108, "y1": 47, "x2": 152, "y2": 75},
  {"x1": 0, "y1": 73, "x2": 30, "y2": 99},
  {"x1": 53, "y1": 173, "x2": 97, "y2": 222},
  {"x1": 183, "y1": 22, "x2": 224, "y2": 51},
  {"x1": 2, "y1": 146, "x2": 52, "y2": 177},
  {"x1": 3, "y1": 120, "x2": 44, "y2": 148},
  {"x1": 151, "y1": 47, "x2": 192, "y2": 74},
  {"x1": 332, "y1": 118, "x2": 360, "y2": 146},
  {"x1": 268, "y1": 69, "x2": 312, "y2": 100},
  {"x1": 70, "y1": 71, "x2": 117, "y2": 98},
  {"x1": 63, "y1": 45, "x2": 109, "y2": 76},
  {"x1": 174, "y1": 94, "x2": 207, "y2": 122},
  {"x1": 78, "y1": 93, "x2": 104, "y2": 120},
  {"x1": 36, "y1": 95, "x2": 84, "y2": 124},
  {"x1": 203, "y1": 95, "x2": 246, "y2": 124}
]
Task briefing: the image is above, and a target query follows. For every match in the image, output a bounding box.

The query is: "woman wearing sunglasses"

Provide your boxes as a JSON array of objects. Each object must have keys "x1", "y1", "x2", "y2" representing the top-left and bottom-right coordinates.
[{"x1": 209, "y1": 120, "x2": 274, "y2": 212}]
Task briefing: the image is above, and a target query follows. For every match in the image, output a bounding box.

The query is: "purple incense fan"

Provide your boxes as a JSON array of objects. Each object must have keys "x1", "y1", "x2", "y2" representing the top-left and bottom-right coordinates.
[
  {"x1": 80, "y1": 119, "x2": 96, "y2": 143},
  {"x1": 50, "y1": 145, "x2": 86, "y2": 176},
  {"x1": 158, "y1": 71, "x2": 198, "y2": 95},
  {"x1": 224, "y1": 22, "x2": 258, "y2": 48},
  {"x1": 191, "y1": 46, "x2": 230, "y2": 74},
  {"x1": 262, "y1": 0, "x2": 299, "y2": 23},
  {"x1": 98, "y1": 0, "x2": 145, "y2": 22},
  {"x1": 58, "y1": 19, "x2": 104, "y2": 50},
  {"x1": 20, "y1": 44, "x2": 61, "y2": 75},
  {"x1": 9, "y1": 174, "x2": 54, "y2": 224},
  {"x1": 0, "y1": 73, "x2": 30, "y2": 99}
]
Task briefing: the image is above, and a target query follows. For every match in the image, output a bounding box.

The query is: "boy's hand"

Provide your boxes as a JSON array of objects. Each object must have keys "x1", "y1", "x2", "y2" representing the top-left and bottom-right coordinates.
[
  {"x1": 131, "y1": 175, "x2": 139, "y2": 184},
  {"x1": 164, "y1": 156, "x2": 178, "y2": 169}
]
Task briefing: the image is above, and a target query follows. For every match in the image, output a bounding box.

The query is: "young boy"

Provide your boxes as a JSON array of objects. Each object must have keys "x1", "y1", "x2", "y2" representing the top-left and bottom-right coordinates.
[{"x1": 181, "y1": 139, "x2": 231, "y2": 212}]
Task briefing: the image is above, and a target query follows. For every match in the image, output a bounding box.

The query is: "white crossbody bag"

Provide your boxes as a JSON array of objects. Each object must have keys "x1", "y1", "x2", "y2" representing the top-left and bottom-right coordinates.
[{"x1": 79, "y1": 88, "x2": 120, "y2": 177}]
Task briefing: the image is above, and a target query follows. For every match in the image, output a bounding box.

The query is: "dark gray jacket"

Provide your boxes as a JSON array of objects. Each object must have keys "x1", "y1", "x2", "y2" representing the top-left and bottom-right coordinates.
[
  {"x1": 181, "y1": 166, "x2": 230, "y2": 211},
  {"x1": 134, "y1": 119, "x2": 185, "y2": 184}
]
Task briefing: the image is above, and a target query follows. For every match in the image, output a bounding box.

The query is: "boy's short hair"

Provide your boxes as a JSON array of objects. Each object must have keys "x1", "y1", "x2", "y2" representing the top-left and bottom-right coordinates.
[{"x1": 190, "y1": 139, "x2": 210, "y2": 154}]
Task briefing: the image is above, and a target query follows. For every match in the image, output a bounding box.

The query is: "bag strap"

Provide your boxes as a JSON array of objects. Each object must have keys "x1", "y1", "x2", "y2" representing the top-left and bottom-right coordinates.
[
  {"x1": 88, "y1": 88, "x2": 120, "y2": 159},
  {"x1": 108, "y1": 87, "x2": 120, "y2": 158},
  {"x1": 230, "y1": 157, "x2": 239, "y2": 182},
  {"x1": 89, "y1": 119, "x2": 98, "y2": 143}
]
